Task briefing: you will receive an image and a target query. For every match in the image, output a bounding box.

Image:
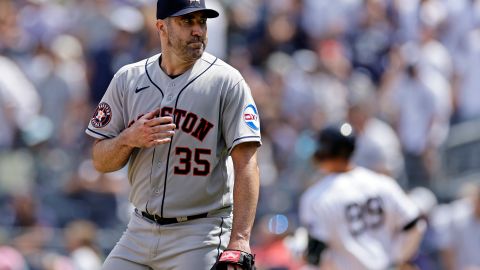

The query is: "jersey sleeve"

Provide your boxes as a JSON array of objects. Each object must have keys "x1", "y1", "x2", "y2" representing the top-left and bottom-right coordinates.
[
  {"x1": 221, "y1": 79, "x2": 261, "y2": 153},
  {"x1": 85, "y1": 71, "x2": 126, "y2": 139},
  {"x1": 386, "y1": 179, "x2": 421, "y2": 229}
]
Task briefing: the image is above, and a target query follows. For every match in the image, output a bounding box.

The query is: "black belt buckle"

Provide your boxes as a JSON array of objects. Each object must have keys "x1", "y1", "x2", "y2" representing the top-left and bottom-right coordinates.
[{"x1": 139, "y1": 209, "x2": 207, "y2": 225}]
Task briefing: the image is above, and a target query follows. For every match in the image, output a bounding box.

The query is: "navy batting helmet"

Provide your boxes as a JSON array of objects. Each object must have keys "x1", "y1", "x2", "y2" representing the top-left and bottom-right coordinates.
[{"x1": 314, "y1": 123, "x2": 356, "y2": 161}]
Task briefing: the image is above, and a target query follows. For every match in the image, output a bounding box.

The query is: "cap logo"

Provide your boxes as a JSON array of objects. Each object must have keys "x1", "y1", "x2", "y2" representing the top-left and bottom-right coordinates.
[{"x1": 190, "y1": 0, "x2": 201, "y2": 7}]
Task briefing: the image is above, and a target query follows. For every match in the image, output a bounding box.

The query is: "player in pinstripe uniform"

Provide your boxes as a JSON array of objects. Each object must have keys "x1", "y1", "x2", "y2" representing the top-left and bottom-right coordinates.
[
  {"x1": 299, "y1": 123, "x2": 425, "y2": 270},
  {"x1": 86, "y1": 0, "x2": 261, "y2": 269}
]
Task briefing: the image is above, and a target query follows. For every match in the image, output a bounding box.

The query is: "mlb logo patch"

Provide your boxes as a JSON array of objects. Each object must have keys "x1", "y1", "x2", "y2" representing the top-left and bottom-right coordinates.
[{"x1": 243, "y1": 104, "x2": 260, "y2": 131}]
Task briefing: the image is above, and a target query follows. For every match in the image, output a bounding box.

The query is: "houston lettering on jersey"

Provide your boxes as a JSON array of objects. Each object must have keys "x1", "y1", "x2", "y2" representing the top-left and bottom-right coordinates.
[{"x1": 127, "y1": 107, "x2": 214, "y2": 142}]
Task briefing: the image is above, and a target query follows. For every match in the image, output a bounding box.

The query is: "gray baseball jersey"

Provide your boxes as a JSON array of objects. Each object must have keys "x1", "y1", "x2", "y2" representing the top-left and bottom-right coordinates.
[
  {"x1": 299, "y1": 166, "x2": 420, "y2": 270},
  {"x1": 86, "y1": 52, "x2": 261, "y2": 218}
]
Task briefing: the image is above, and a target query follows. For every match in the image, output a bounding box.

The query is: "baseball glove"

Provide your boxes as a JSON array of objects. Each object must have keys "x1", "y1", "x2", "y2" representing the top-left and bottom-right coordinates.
[{"x1": 210, "y1": 249, "x2": 256, "y2": 270}]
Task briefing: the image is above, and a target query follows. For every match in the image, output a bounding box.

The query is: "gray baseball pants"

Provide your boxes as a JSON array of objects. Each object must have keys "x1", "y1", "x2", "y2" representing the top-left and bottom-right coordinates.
[{"x1": 102, "y1": 209, "x2": 232, "y2": 270}]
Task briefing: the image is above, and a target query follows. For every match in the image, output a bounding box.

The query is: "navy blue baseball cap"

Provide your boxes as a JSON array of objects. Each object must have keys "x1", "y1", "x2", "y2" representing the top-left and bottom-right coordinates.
[{"x1": 156, "y1": 0, "x2": 219, "y2": 20}]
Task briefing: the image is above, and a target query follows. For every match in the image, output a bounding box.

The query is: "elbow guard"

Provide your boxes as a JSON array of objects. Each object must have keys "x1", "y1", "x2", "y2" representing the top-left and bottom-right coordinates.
[{"x1": 305, "y1": 235, "x2": 328, "y2": 265}]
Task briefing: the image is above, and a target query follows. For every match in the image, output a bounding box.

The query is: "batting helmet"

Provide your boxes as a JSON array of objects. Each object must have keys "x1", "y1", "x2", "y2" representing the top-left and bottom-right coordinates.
[{"x1": 314, "y1": 123, "x2": 356, "y2": 161}]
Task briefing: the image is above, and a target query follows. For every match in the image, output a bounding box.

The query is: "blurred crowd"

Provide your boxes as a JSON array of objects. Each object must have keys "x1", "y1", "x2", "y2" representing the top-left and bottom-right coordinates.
[{"x1": 1, "y1": 0, "x2": 480, "y2": 269}]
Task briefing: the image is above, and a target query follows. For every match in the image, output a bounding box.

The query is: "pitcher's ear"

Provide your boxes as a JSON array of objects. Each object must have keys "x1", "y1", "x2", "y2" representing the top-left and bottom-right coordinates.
[{"x1": 156, "y1": 20, "x2": 166, "y2": 33}]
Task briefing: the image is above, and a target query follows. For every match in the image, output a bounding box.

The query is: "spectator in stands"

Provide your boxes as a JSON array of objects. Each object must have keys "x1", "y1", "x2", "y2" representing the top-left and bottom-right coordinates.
[
  {"x1": 453, "y1": 28, "x2": 480, "y2": 122},
  {"x1": 380, "y1": 48, "x2": 437, "y2": 188},
  {"x1": 347, "y1": 0, "x2": 395, "y2": 84},
  {"x1": 0, "y1": 55, "x2": 40, "y2": 150},
  {"x1": 40, "y1": 253, "x2": 74, "y2": 270},
  {"x1": 0, "y1": 245, "x2": 28, "y2": 270},
  {"x1": 441, "y1": 182, "x2": 480, "y2": 270},
  {"x1": 64, "y1": 220, "x2": 103, "y2": 270},
  {"x1": 348, "y1": 73, "x2": 405, "y2": 179}
]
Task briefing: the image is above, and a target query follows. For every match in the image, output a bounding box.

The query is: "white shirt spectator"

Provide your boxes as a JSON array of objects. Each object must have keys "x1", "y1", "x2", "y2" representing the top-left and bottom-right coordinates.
[
  {"x1": 445, "y1": 198, "x2": 480, "y2": 269},
  {"x1": 0, "y1": 56, "x2": 40, "y2": 148},
  {"x1": 419, "y1": 39, "x2": 453, "y2": 80},
  {"x1": 283, "y1": 66, "x2": 348, "y2": 126},
  {"x1": 418, "y1": 68, "x2": 452, "y2": 147},
  {"x1": 455, "y1": 29, "x2": 480, "y2": 121},
  {"x1": 352, "y1": 118, "x2": 404, "y2": 178},
  {"x1": 390, "y1": 73, "x2": 436, "y2": 154},
  {"x1": 70, "y1": 247, "x2": 103, "y2": 270},
  {"x1": 441, "y1": 0, "x2": 474, "y2": 55}
]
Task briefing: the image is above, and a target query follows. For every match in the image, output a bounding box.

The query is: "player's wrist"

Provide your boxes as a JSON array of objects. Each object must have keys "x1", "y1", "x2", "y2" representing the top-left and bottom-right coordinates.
[
  {"x1": 226, "y1": 239, "x2": 251, "y2": 254},
  {"x1": 117, "y1": 129, "x2": 137, "y2": 149}
]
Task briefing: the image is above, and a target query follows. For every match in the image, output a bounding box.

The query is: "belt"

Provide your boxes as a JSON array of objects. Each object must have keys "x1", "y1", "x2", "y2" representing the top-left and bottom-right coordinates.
[{"x1": 137, "y1": 209, "x2": 208, "y2": 225}]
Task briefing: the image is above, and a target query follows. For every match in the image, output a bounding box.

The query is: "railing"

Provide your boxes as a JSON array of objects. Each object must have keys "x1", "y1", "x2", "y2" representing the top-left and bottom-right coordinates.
[{"x1": 436, "y1": 118, "x2": 480, "y2": 199}]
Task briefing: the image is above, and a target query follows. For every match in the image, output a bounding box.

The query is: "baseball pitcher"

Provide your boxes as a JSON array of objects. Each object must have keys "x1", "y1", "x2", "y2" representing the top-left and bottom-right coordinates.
[{"x1": 85, "y1": 0, "x2": 261, "y2": 269}]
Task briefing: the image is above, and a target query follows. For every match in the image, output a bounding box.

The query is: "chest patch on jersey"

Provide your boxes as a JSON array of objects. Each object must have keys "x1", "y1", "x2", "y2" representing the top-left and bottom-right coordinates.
[
  {"x1": 243, "y1": 104, "x2": 260, "y2": 131},
  {"x1": 91, "y1": 102, "x2": 112, "y2": 128}
]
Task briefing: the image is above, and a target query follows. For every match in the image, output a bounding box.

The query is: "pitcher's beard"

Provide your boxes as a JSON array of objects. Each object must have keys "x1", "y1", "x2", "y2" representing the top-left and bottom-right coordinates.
[
  {"x1": 168, "y1": 35, "x2": 207, "y2": 62},
  {"x1": 185, "y1": 42, "x2": 205, "y2": 60}
]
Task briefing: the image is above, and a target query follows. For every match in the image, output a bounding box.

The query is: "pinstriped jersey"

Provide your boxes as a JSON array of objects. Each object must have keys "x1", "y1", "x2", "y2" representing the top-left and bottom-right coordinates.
[
  {"x1": 299, "y1": 167, "x2": 420, "y2": 270},
  {"x1": 85, "y1": 52, "x2": 261, "y2": 218}
]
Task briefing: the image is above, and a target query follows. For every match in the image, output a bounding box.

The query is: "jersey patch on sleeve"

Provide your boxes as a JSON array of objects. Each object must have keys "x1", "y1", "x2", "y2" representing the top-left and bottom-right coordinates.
[
  {"x1": 243, "y1": 104, "x2": 260, "y2": 131},
  {"x1": 91, "y1": 102, "x2": 112, "y2": 128}
]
